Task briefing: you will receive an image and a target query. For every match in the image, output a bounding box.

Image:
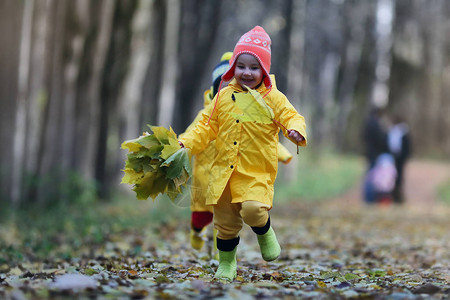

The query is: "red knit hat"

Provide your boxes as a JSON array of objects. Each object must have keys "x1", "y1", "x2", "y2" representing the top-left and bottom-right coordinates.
[{"x1": 222, "y1": 26, "x2": 272, "y2": 88}]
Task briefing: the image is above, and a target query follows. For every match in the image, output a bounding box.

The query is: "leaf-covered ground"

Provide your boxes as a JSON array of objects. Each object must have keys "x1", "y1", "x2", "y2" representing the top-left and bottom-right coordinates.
[{"x1": 1, "y1": 160, "x2": 449, "y2": 299}]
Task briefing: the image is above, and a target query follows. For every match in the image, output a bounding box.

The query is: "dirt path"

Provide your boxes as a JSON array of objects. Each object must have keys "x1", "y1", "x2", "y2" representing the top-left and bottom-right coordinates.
[
  {"x1": 404, "y1": 160, "x2": 450, "y2": 206},
  {"x1": 329, "y1": 159, "x2": 450, "y2": 209}
]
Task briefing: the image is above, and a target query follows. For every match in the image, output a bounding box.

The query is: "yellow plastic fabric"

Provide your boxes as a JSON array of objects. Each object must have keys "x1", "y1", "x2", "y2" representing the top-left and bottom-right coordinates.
[{"x1": 180, "y1": 75, "x2": 307, "y2": 208}]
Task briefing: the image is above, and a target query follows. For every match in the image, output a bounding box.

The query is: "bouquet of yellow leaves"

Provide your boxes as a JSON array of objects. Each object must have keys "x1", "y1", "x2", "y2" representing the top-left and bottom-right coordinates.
[{"x1": 121, "y1": 125, "x2": 192, "y2": 200}]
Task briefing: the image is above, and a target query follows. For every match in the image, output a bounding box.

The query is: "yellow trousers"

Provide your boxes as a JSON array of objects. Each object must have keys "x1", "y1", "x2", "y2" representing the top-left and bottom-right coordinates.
[{"x1": 213, "y1": 182, "x2": 270, "y2": 240}]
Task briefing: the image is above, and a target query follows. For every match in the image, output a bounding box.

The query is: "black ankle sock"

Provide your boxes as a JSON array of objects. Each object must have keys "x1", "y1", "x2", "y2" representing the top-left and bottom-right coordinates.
[
  {"x1": 251, "y1": 216, "x2": 271, "y2": 235},
  {"x1": 216, "y1": 236, "x2": 240, "y2": 251}
]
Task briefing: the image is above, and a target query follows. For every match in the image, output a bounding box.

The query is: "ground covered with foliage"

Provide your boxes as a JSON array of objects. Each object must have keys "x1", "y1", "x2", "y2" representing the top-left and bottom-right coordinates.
[{"x1": 1, "y1": 158, "x2": 449, "y2": 299}]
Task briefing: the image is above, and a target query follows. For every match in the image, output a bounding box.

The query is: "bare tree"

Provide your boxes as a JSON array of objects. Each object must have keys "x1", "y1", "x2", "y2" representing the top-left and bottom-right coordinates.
[
  {"x1": 0, "y1": 0, "x2": 22, "y2": 201},
  {"x1": 81, "y1": 0, "x2": 115, "y2": 179},
  {"x1": 157, "y1": 0, "x2": 180, "y2": 128},
  {"x1": 11, "y1": 0, "x2": 33, "y2": 205}
]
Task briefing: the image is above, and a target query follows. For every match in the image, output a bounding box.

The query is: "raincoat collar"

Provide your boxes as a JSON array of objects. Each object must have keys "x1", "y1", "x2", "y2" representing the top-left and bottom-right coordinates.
[
  {"x1": 207, "y1": 75, "x2": 276, "y2": 124},
  {"x1": 228, "y1": 74, "x2": 276, "y2": 94}
]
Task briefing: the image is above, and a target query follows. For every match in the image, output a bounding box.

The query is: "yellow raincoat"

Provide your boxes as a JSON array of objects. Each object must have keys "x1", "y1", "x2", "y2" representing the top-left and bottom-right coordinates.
[
  {"x1": 183, "y1": 87, "x2": 294, "y2": 212},
  {"x1": 180, "y1": 75, "x2": 307, "y2": 208}
]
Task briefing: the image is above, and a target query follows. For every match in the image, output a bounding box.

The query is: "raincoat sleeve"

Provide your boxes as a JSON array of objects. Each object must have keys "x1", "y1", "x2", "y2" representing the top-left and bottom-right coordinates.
[
  {"x1": 277, "y1": 142, "x2": 293, "y2": 164},
  {"x1": 179, "y1": 99, "x2": 219, "y2": 155},
  {"x1": 273, "y1": 93, "x2": 308, "y2": 147}
]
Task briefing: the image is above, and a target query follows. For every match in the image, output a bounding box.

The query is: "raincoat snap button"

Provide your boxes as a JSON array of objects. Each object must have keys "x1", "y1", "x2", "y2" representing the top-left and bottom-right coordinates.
[
  {"x1": 233, "y1": 141, "x2": 237, "y2": 145},
  {"x1": 230, "y1": 165, "x2": 234, "y2": 169},
  {"x1": 236, "y1": 120, "x2": 239, "y2": 123}
]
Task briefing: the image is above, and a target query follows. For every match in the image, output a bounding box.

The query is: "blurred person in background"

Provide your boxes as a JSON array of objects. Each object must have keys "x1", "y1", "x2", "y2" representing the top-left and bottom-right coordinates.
[
  {"x1": 362, "y1": 107, "x2": 389, "y2": 203},
  {"x1": 365, "y1": 153, "x2": 397, "y2": 205},
  {"x1": 363, "y1": 107, "x2": 389, "y2": 169},
  {"x1": 387, "y1": 114, "x2": 411, "y2": 204}
]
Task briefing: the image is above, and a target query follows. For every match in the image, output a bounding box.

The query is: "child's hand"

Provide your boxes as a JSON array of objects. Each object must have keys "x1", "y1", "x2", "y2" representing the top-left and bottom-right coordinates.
[{"x1": 287, "y1": 129, "x2": 304, "y2": 143}]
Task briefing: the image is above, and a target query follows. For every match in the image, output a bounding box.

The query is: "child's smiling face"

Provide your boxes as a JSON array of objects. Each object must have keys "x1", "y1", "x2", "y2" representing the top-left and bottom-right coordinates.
[{"x1": 234, "y1": 53, "x2": 263, "y2": 89}]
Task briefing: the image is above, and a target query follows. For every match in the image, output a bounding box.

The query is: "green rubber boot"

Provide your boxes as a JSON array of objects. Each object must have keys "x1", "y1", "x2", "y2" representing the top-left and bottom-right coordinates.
[
  {"x1": 257, "y1": 227, "x2": 281, "y2": 261},
  {"x1": 214, "y1": 247, "x2": 237, "y2": 281}
]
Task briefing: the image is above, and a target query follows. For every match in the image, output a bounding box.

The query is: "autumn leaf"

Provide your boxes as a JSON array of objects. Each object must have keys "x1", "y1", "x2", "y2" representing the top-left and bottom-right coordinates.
[
  {"x1": 121, "y1": 137, "x2": 143, "y2": 152},
  {"x1": 230, "y1": 91, "x2": 273, "y2": 124},
  {"x1": 344, "y1": 273, "x2": 360, "y2": 281},
  {"x1": 121, "y1": 168, "x2": 145, "y2": 185},
  {"x1": 127, "y1": 270, "x2": 139, "y2": 279},
  {"x1": 369, "y1": 269, "x2": 387, "y2": 278},
  {"x1": 133, "y1": 171, "x2": 169, "y2": 200},
  {"x1": 160, "y1": 136, "x2": 181, "y2": 160},
  {"x1": 245, "y1": 85, "x2": 274, "y2": 119},
  {"x1": 155, "y1": 275, "x2": 171, "y2": 283},
  {"x1": 321, "y1": 271, "x2": 342, "y2": 280},
  {"x1": 137, "y1": 134, "x2": 160, "y2": 150},
  {"x1": 161, "y1": 148, "x2": 192, "y2": 179},
  {"x1": 148, "y1": 125, "x2": 177, "y2": 145},
  {"x1": 84, "y1": 268, "x2": 98, "y2": 276}
]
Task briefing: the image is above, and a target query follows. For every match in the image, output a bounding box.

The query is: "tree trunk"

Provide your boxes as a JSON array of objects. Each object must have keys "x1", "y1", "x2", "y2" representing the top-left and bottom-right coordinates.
[
  {"x1": 157, "y1": 0, "x2": 180, "y2": 128},
  {"x1": 370, "y1": 0, "x2": 394, "y2": 109},
  {"x1": 140, "y1": 0, "x2": 165, "y2": 128},
  {"x1": 81, "y1": 0, "x2": 115, "y2": 179},
  {"x1": 422, "y1": 1, "x2": 444, "y2": 150},
  {"x1": 335, "y1": 1, "x2": 369, "y2": 150},
  {"x1": 35, "y1": 0, "x2": 67, "y2": 204},
  {"x1": 97, "y1": 1, "x2": 138, "y2": 197},
  {"x1": 119, "y1": 0, "x2": 154, "y2": 141},
  {"x1": 0, "y1": 0, "x2": 22, "y2": 202},
  {"x1": 11, "y1": 0, "x2": 33, "y2": 205},
  {"x1": 175, "y1": 0, "x2": 221, "y2": 133},
  {"x1": 24, "y1": 0, "x2": 50, "y2": 177},
  {"x1": 115, "y1": 0, "x2": 154, "y2": 193}
]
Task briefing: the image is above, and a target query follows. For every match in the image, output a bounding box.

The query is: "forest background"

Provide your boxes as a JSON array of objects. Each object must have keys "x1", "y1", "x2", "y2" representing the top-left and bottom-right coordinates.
[{"x1": 1, "y1": 0, "x2": 450, "y2": 208}]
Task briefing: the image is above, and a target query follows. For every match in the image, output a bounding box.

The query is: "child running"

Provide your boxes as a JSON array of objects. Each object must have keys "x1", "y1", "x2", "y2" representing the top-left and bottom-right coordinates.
[
  {"x1": 178, "y1": 26, "x2": 307, "y2": 281},
  {"x1": 184, "y1": 52, "x2": 294, "y2": 255}
]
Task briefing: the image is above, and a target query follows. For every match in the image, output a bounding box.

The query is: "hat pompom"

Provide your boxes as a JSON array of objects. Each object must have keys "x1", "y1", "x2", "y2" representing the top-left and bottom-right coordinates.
[{"x1": 220, "y1": 52, "x2": 233, "y2": 62}]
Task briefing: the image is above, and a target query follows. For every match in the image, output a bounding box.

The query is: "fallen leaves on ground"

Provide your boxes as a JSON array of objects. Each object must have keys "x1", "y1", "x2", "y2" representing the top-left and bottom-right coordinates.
[{"x1": 0, "y1": 202, "x2": 449, "y2": 299}]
